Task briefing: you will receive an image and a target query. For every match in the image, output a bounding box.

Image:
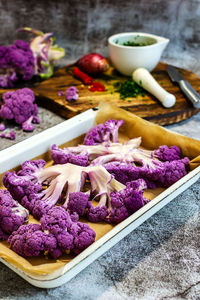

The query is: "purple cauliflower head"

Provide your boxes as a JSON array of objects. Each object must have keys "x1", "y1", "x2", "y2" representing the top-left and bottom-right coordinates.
[
  {"x1": 104, "y1": 145, "x2": 189, "y2": 189},
  {"x1": 40, "y1": 206, "x2": 73, "y2": 232},
  {"x1": 0, "y1": 40, "x2": 34, "y2": 88},
  {"x1": 154, "y1": 145, "x2": 181, "y2": 162},
  {"x1": 51, "y1": 144, "x2": 90, "y2": 166},
  {"x1": 8, "y1": 224, "x2": 47, "y2": 257},
  {"x1": 3, "y1": 160, "x2": 46, "y2": 212},
  {"x1": 104, "y1": 162, "x2": 140, "y2": 185},
  {"x1": 157, "y1": 157, "x2": 190, "y2": 187},
  {"x1": 41, "y1": 206, "x2": 96, "y2": 257},
  {"x1": 3, "y1": 168, "x2": 43, "y2": 206},
  {"x1": 0, "y1": 189, "x2": 29, "y2": 239},
  {"x1": 7, "y1": 204, "x2": 96, "y2": 259},
  {"x1": 48, "y1": 227, "x2": 74, "y2": 255},
  {"x1": 44, "y1": 233, "x2": 63, "y2": 259},
  {"x1": 67, "y1": 192, "x2": 90, "y2": 217},
  {"x1": 0, "y1": 88, "x2": 39, "y2": 132},
  {"x1": 108, "y1": 179, "x2": 148, "y2": 224},
  {"x1": 83, "y1": 119, "x2": 124, "y2": 146},
  {"x1": 69, "y1": 222, "x2": 96, "y2": 254},
  {"x1": 86, "y1": 201, "x2": 108, "y2": 223},
  {"x1": 31, "y1": 199, "x2": 51, "y2": 220}
]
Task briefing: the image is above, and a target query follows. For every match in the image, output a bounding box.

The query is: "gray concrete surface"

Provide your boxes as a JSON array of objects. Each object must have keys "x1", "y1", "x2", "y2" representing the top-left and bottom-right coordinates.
[{"x1": 0, "y1": 0, "x2": 200, "y2": 299}]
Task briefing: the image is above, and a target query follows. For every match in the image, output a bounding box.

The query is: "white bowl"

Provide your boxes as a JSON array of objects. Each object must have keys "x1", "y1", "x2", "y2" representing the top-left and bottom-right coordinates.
[{"x1": 108, "y1": 32, "x2": 169, "y2": 76}]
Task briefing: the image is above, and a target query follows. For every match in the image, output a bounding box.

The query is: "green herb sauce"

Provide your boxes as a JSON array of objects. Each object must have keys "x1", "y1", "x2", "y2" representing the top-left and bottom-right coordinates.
[
  {"x1": 122, "y1": 40, "x2": 155, "y2": 46},
  {"x1": 115, "y1": 36, "x2": 156, "y2": 47}
]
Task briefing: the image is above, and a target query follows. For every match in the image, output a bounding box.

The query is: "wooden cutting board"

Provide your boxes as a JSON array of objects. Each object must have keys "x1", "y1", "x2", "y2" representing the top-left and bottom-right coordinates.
[{"x1": 1, "y1": 62, "x2": 200, "y2": 125}]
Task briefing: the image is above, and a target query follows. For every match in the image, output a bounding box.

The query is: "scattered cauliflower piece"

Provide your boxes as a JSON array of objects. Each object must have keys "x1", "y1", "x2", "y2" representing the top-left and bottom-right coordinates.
[{"x1": 0, "y1": 88, "x2": 40, "y2": 133}]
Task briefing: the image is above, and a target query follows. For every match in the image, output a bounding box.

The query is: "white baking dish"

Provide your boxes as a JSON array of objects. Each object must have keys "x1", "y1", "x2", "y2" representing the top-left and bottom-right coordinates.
[{"x1": 0, "y1": 108, "x2": 200, "y2": 288}]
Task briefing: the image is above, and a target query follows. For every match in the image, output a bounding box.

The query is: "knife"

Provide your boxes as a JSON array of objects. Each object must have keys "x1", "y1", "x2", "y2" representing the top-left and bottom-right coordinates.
[{"x1": 167, "y1": 65, "x2": 200, "y2": 108}]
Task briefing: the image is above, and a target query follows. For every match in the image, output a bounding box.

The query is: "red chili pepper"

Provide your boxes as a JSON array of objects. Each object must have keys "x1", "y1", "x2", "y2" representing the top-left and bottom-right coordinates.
[
  {"x1": 89, "y1": 81, "x2": 106, "y2": 92},
  {"x1": 73, "y1": 67, "x2": 94, "y2": 85}
]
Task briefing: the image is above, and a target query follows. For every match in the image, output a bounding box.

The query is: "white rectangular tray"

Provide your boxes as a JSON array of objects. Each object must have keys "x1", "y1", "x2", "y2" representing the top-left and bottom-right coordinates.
[{"x1": 0, "y1": 108, "x2": 200, "y2": 288}]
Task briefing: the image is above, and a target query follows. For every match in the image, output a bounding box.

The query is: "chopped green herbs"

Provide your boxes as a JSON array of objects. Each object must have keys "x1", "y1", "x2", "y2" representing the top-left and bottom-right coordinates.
[{"x1": 114, "y1": 80, "x2": 145, "y2": 100}]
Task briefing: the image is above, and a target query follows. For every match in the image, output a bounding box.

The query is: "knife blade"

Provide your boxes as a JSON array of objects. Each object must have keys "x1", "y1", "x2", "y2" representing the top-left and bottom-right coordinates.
[{"x1": 167, "y1": 65, "x2": 200, "y2": 108}]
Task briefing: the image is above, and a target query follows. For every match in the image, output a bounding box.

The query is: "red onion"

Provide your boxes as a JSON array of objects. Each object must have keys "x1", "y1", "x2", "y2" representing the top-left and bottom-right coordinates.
[{"x1": 76, "y1": 53, "x2": 109, "y2": 75}]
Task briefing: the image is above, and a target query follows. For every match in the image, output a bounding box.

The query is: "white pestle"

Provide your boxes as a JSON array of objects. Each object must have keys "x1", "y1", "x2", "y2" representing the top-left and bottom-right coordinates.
[{"x1": 132, "y1": 68, "x2": 176, "y2": 108}]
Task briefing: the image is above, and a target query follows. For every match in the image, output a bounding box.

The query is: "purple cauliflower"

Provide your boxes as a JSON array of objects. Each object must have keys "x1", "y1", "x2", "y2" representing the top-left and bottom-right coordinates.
[
  {"x1": 155, "y1": 157, "x2": 190, "y2": 187},
  {"x1": 105, "y1": 162, "x2": 141, "y2": 185},
  {"x1": 40, "y1": 206, "x2": 73, "y2": 232},
  {"x1": 128, "y1": 149, "x2": 189, "y2": 187},
  {"x1": 58, "y1": 91, "x2": 64, "y2": 96},
  {"x1": 67, "y1": 192, "x2": 90, "y2": 217},
  {"x1": 83, "y1": 119, "x2": 124, "y2": 145},
  {"x1": 84, "y1": 165, "x2": 126, "y2": 223},
  {"x1": 92, "y1": 143, "x2": 182, "y2": 167},
  {"x1": 0, "y1": 189, "x2": 29, "y2": 240},
  {"x1": 0, "y1": 130, "x2": 16, "y2": 140},
  {"x1": 66, "y1": 86, "x2": 79, "y2": 102},
  {"x1": 4, "y1": 160, "x2": 90, "y2": 219},
  {"x1": 40, "y1": 207, "x2": 74, "y2": 258},
  {"x1": 105, "y1": 156, "x2": 189, "y2": 188},
  {"x1": 86, "y1": 171, "x2": 148, "y2": 224},
  {"x1": 3, "y1": 159, "x2": 45, "y2": 209},
  {"x1": 51, "y1": 143, "x2": 109, "y2": 166},
  {"x1": 51, "y1": 137, "x2": 141, "y2": 166},
  {"x1": 0, "y1": 88, "x2": 40, "y2": 132},
  {"x1": 2, "y1": 161, "x2": 96, "y2": 219},
  {"x1": 108, "y1": 179, "x2": 148, "y2": 224},
  {"x1": 8, "y1": 207, "x2": 96, "y2": 259},
  {"x1": 18, "y1": 27, "x2": 65, "y2": 79},
  {"x1": 22, "y1": 115, "x2": 40, "y2": 132},
  {"x1": 41, "y1": 207, "x2": 96, "y2": 257},
  {"x1": 3, "y1": 159, "x2": 147, "y2": 224},
  {"x1": 51, "y1": 144, "x2": 90, "y2": 166},
  {"x1": 8, "y1": 223, "x2": 48, "y2": 257},
  {"x1": 0, "y1": 40, "x2": 34, "y2": 88},
  {"x1": 69, "y1": 221, "x2": 96, "y2": 254},
  {"x1": 88, "y1": 142, "x2": 189, "y2": 188},
  {"x1": 154, "y1": 145, "x2": 181, "y2": 161}
]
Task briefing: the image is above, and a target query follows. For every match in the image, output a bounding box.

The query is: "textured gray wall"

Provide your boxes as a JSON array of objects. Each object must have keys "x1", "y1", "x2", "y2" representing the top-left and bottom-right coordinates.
[{"x1": 0, "y1": 0, "x2": 200, "y2": 73}]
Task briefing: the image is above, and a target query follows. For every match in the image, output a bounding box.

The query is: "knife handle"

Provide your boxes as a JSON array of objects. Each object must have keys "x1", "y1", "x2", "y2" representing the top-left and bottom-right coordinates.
[
  {"x1": 179, "y1": 80, "x2": 200, "y2": 108},
  {"x1": 132, "y1": 68, "x2": 176, "y2": 108}
]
